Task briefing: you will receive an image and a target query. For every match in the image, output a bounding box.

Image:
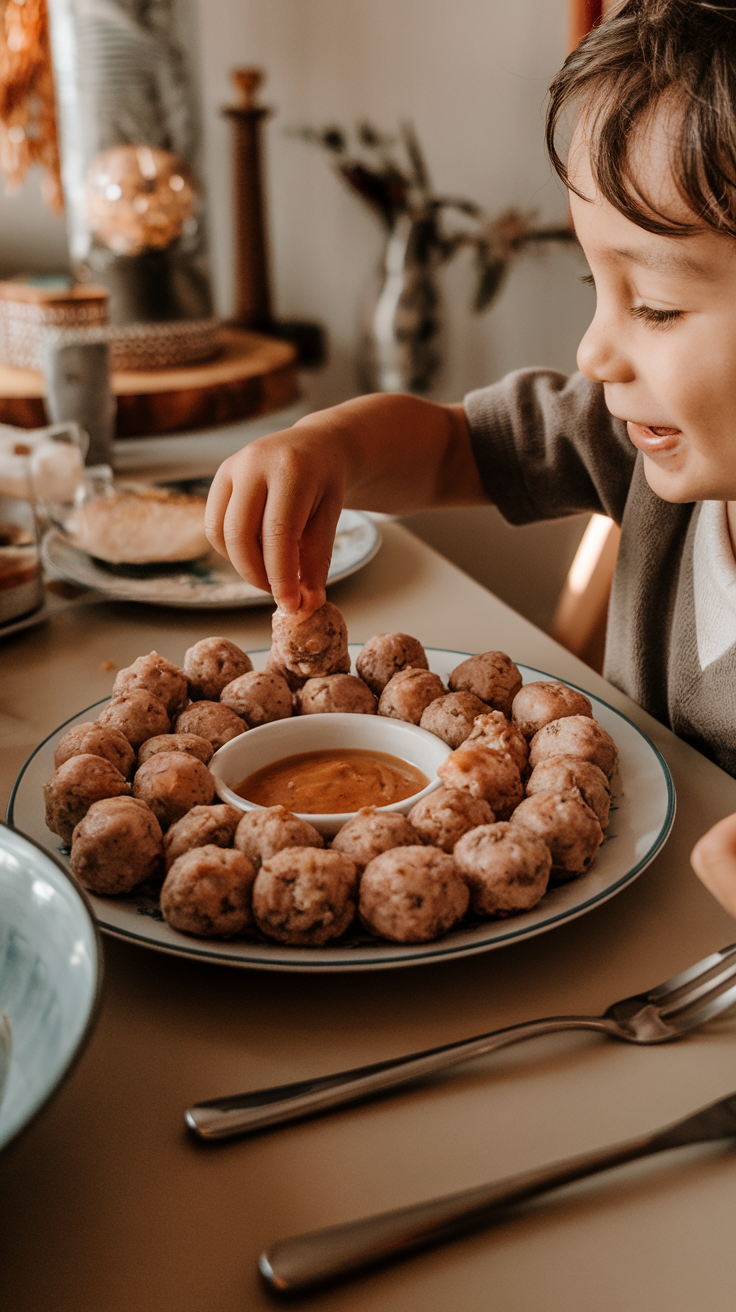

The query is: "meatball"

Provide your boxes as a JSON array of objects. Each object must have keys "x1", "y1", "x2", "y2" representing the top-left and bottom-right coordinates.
[
  {"x1": 183, "y1": 636, "x2": 253, "y2": 701},
  {"x1": 355, "y1": 633, "x2": 429, "y2": 696},
  {"x1": 526, "y1": 756, "x2": 611, "y2": 828},
  {"x1": 138, "y1": 733, "x2": 214, "y2": 768},
  {"x1": 175, "y1": 701, "x2": 246, "y2": 752},
  {"x1": 253, "y1": 847, "x2": 358, "y2": 946},
  {"x1": 161, "y1": 846, "x2": 256, "y2": 938},
  {"x1": 164, "y1": 803, "x2": 243, "y2": 870},
  {"x1": 270, "y1": 601, "x2": 350, "y2": 683},
  {"x1": 511, "y1": 681, "x2": 593, "y2": 740},
  {"x1": 359, "y1": 846, "x2": 469, "y2": 943},
  {"x1": 529, "y1": 715, "x2": 619, "y2": 780},
  {"x1": 234, "y1": 805, "x2": 324, "y2": 871},
  {"x1": 98, "y1": 689, "x2": 170, "y2": 750},
  {"x1": 511, "y1": 788, "x2": 604, "y2": 880},
  {"x1": 220, "y1": 670, "x2": 292, "y2": 728},
  {"x1": 420, "y1": 692, "x2": 488, "y2": 748},
  {"x1": 54, "y1": 722, "x2": 135, "y2": 778},
  {"x1": 44, "y1": 753, "x2": 131, "y2": 845},
  {"x1": 378, "y1": 668, "x2": 446, "y2": 724},
  {"x1": 70, "y1": 796, "x2": 163, "y2": 895},
  {"x1": 331, "y1": 808, "x2": 419, "y2": 871},
  {"x1": 133, "y1": 751, "x2": 215, "y2": 830},
  {"x1": 296, "y1": 673, "x2": 377, "y2": 716},
  {"x1": 448, "y1": 652, "x2": 522, "y2": 717},
  {"x1": 408, "y1": 786, "x2": 495, "y2": 854},
  {"x1": 466, "y1": 711, "x2": 528, "y2": 777},
  {"x1": 437, "y1": 744, "x2": 524, "y2": 819},
  {"x1": 453, "y1": 822, "x2": 551, "y2": 918},
  {"x1": 112, "y1": 651, "x2": 188, "y2": 716}
]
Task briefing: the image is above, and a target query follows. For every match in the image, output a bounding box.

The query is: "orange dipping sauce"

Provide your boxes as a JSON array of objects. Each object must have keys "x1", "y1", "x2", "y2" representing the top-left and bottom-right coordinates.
[{"x1": 235, "y1": 748, "x2": 429, "y2": 814}]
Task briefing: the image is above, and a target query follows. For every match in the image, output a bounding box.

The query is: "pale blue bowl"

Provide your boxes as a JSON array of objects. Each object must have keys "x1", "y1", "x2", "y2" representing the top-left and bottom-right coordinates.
[{"x1": 0, "y1": 822, "x2": 102, "y2": 1151}]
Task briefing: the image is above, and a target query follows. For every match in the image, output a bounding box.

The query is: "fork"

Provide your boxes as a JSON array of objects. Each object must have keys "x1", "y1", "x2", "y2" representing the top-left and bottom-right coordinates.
[{"x1": 185, "y1": 943, "x2": 736, "y2": 1141}]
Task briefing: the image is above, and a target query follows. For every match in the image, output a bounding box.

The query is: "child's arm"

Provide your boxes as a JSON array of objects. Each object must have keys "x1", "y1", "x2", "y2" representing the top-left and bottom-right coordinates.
[
  {"x1": 691, "y1": 814, "x2": 736, "y2": 919},
  {"x1": 205, "y1": 392, "x2": 489, "y2": 615}
]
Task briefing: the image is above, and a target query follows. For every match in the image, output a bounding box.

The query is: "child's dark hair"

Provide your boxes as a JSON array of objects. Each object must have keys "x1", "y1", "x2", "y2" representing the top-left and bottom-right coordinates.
[{"x1": 546, "y1": 0, "x2": 736, "y2": 237}]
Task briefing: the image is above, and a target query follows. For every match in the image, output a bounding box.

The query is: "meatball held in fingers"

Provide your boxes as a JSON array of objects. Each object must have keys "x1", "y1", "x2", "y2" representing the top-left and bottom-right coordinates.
[
  {"x1": 253, "y1": 848, "x2": 358, "y2": 946},
  {"x1": 359, "y1": 846, "x2": 469, "y2": 943},
  {"x1": 270, "y1": 601, "x2": 350, "y2": 684},
  {"x1": 161, "y1": 846, "x2": 257, "y2": 938}
]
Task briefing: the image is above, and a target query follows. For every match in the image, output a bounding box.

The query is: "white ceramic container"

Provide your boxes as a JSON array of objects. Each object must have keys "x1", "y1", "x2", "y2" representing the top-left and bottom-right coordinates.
[{"x1": 209, "y1": 712, "x2": 452, "y2": 837}]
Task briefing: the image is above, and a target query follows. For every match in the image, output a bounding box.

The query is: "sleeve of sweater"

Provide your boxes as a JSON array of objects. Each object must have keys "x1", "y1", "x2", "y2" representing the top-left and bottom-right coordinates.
[{"x1": 464, "y1": 368, "x2": 637, "y2": 527}]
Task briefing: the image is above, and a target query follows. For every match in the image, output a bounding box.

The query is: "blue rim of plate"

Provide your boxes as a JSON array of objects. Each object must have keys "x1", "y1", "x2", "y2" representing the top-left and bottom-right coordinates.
[
  {"x1": 7, "y1": 651, "x2": 676, "y2": 972},
  {"x1": 0, "y1": 821, "x2": 104, "y2": 1152}
]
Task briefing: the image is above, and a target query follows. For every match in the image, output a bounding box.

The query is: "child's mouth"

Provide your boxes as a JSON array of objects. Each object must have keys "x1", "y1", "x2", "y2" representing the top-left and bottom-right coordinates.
[{"x1": 626, "y1": 421, "x2": 682, "y2": 454}]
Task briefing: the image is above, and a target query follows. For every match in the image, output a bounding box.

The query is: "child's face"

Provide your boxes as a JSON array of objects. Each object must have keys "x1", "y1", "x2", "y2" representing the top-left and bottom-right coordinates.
[{"x1": 569, "y1": 117, "x2": 736, "y2": 504}]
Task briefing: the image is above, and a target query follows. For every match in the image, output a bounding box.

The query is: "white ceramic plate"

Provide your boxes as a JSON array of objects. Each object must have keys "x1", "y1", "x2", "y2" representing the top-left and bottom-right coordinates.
[
  {"x1": 8, "y1": 647, "x2": 675, "y2": 973},
  {"x1": 0, "y1": 823, "x2": 102, "y2": 1151},
  {"x1": 41, "y1": 508, "x2": 381, "y2": 609}
]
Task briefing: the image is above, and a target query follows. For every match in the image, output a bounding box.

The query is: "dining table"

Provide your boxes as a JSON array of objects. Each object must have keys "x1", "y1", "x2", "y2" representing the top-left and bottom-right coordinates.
[{"x1": 3, "y1": 424, "x2": 736, "y2": 1312}]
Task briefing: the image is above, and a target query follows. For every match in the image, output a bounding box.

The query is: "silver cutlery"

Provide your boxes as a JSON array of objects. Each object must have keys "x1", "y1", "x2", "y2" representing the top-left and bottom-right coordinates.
[
  {"x1": 259, "y1": 1085, "x2": 736, "y2": 1293},
  {"x1": 186, "y1": 942, "x2": 736, "y2": 1141}
]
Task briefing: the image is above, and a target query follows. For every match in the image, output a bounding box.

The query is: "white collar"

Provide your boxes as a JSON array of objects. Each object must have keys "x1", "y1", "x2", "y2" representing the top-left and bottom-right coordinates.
[{"x1": 693, "y1": 501, "x2": 736, "y2": 671}]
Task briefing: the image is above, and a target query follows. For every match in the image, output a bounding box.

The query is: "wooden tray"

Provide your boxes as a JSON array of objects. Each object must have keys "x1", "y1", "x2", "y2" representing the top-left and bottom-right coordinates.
[{"x1": 0, "y1": 326, "x2": 298, "y2": 437}]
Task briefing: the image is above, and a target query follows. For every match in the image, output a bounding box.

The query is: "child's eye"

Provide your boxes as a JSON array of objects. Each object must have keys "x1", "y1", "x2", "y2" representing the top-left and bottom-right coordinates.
[
  {"x1": 630, "y1": 305, "x2": 682, "y2": 330},
  {"x1": 580, "y1": 273, "x2": 595, "y2": 287}
]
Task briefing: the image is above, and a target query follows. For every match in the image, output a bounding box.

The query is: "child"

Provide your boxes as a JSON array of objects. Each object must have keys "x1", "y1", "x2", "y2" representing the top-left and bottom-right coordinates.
[{"x1": 205, "y1": 0, "x2": 736, "y2": 918}]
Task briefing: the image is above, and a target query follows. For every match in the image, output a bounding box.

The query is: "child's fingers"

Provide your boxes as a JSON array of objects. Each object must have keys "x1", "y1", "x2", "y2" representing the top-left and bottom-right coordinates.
[
  {"x1": 294, "y1": 490, "x2": 344, "y2": 616},
  {"x1": 691, "y1": 812, "x2": 736, "y2": 918}
]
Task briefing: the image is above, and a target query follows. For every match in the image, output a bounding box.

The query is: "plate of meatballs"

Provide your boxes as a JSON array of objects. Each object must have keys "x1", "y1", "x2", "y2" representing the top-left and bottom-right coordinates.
[{"x1": 9, "y1": 602, "x2": 675, "y2": 972}]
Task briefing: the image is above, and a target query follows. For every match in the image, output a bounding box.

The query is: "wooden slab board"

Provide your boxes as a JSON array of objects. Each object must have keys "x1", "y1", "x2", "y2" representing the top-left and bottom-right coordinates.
[{"x1": 0, "y1": 326, "x2": 298, "y2": 437}]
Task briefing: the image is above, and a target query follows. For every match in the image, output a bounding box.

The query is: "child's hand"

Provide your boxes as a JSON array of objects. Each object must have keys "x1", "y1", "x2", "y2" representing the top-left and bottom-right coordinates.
[
  {"x1": 205, "y1": 422, "x2": 349, "y2": 616},
  {"x1": 691, "y1": 813, "x2": 736, "y2": 919},
  {"x1": 205, "y1": 393, "x2": 487, "y2": 616}
]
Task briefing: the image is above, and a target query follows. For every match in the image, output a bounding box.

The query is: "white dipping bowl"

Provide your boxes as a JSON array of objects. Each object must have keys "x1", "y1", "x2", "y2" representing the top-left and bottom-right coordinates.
[{"x1": 210, "y1": 712, "x2": 452, "y2": 837}]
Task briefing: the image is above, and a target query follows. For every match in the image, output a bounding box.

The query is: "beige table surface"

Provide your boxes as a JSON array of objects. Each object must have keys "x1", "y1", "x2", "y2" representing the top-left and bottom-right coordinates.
[{"x1": 3, "y1": 520, "x2": 736, "y2": 1312}]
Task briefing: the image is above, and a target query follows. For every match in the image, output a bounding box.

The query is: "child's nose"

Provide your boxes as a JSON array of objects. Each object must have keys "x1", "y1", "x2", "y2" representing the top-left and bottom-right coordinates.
[{"x1": 577, "y1": 312, "x2": 635, "y2": 385}]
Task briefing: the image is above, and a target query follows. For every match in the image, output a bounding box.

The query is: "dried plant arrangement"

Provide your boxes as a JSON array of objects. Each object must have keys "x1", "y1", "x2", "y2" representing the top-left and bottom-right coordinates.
[{"x1": 292, "y1": 120, "x2": 576, "y2": 312}]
